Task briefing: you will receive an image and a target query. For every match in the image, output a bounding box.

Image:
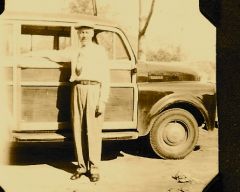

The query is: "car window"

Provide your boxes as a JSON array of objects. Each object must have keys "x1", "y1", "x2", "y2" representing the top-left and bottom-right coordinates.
[
  {"x1": 95, "y1": 30, "x2": 130, "y2": 61},
  {"x1": 20, "y1": 25, "x2": 71, "y2": 53}
]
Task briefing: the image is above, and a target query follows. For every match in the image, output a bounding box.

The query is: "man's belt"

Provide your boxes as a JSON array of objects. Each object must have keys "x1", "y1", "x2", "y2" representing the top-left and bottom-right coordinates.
[{"x1": 75, "y1": 80, "x2": 100, "y2": 85}]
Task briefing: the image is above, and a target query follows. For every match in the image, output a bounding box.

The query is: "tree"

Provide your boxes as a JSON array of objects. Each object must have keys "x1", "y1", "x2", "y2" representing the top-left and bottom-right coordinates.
[
  {"x1": 68, "y1": 0, "x2": 108, "y2": 17},
  {"x1": 138, "y1": 0, "x2": 156, "y2": 61},
  {"x1": 68, "y1": 0, "x2": 155, "y2": 61},
  {"x1": 68, "y1": 0, "x2": 94, "y2": 15},
  {"x1": 146, "y1": 46, "x2": 183, "y2": 62}
]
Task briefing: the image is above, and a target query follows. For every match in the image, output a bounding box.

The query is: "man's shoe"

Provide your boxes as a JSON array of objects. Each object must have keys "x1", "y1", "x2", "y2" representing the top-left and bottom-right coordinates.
[
  {"x1": 89, "y1": 166, "x2": 100, "y2": 182},
  {"x1": 90, "y1": 173, "x2": 100, "y2": 182},
  {"x1": 70, "y1": 167, "x2": 86, "y2": 180}
]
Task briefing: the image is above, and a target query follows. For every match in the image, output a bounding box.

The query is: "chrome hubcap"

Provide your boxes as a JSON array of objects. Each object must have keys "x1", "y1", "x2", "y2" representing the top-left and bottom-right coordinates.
[{"x1": 163, "y1": 122, "x2": 187, "y2": 146}]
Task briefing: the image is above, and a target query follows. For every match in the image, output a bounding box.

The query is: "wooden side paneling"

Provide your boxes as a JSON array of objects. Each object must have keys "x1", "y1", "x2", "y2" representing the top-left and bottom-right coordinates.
[
  {"x1": 21, "y1": 68, "x2": 71, "y2": 82},
  {"x1": 110, "y1": 70, "x2": 131, "y2": 83},
  {"x1": 105, "y1": 87, "x2": 133, "y2": 121},
  {"x1": 21, "y1": 86, "x2": 133, "y2": 123},
  {"x1": 21, "y1": 86, "x2": 71, "y2": 122}
]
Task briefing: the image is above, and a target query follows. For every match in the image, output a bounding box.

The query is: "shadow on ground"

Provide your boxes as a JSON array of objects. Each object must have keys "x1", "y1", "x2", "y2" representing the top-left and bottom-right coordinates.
[
  {"x1": 102, "y1": 137, "x2": 159, "y2": 160},
  {"x1": 7, "y1": 133, "x2": 205, "y2": 174},
  {"x1": 8, "y1": 138, "x2": 159, "y2": 174}
]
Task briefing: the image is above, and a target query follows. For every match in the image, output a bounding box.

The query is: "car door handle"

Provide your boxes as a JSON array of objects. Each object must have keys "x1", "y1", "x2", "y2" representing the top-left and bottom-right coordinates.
[{"x1": 131, "y1": 68, "x2": 137, "y2": 75}]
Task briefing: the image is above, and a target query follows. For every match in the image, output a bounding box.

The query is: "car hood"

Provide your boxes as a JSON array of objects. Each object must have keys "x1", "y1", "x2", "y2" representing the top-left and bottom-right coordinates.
[{"x1": 137, "y1": 61, "x2": 213, "y2": 83}]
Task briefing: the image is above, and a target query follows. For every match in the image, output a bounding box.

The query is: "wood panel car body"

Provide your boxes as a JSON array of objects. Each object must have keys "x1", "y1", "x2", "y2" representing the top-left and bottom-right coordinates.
[{"x1": 0, "y1": 12, "x2": 216, "y2": 159}]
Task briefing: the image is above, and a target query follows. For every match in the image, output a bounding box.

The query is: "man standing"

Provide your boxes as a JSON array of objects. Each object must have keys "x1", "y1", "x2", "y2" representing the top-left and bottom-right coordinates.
[
  {"x1": 27, "y1": 22, "x2": 110, "y2": 182},
  {"x1": 69, "y1": 23, "x2": 110, "y2": 182}
]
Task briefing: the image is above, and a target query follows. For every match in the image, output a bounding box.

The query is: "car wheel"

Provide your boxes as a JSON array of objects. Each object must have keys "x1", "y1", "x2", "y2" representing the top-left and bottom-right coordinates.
[{"x1": 150, "y1": 108, "x2": 199, "y2": 159}]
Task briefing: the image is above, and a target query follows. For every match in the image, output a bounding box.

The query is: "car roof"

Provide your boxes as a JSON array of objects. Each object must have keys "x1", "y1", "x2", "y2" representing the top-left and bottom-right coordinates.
[{"x1": 0, "y1": 11, "x2": 116, "y2": 27}]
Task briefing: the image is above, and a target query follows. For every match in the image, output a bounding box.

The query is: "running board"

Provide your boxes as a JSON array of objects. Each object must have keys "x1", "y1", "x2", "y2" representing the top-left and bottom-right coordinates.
[
  {"x1": 12, "y1": 132, "x2": 69, "y2": 142},
  {"x1": 12, "y1": 131, "x2": 139, "y2": 142},
  {"x1": 102, "y1": 131, "x2": 139, "y2": 140}
]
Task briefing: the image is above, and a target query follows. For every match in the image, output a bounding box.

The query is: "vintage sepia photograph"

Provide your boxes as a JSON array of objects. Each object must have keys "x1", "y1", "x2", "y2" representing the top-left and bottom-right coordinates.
[{"x1": 0, "y1": 0, "x2": 217, "y2": 191}]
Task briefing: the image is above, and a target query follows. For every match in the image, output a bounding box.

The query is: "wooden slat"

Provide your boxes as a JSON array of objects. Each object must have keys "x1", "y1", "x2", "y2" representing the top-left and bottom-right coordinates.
[
  {"x1": 8, "y1": 85, "x2": 13, "y2": 115},
  {"x1": 21, "y1": 82, "x2": 70, "y2": 86},
  {"x1": 21, "y1": 25, "x2": 71, "y2": 36},
  {"x1": 21, "y1": 68, "x2": 131, "y2": 83},
  {"x1": 20, "y1": 82, "x2": 134, "y2": 87}
]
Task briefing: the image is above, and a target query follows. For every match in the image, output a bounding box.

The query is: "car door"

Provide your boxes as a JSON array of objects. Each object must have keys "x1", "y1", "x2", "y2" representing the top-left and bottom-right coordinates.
[{"x1": 94, "y1": 26, "x2": 138, "y2": 130}]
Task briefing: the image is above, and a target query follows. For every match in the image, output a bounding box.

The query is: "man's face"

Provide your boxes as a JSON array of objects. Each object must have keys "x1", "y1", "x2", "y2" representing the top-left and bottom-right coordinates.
[{"x1": 77, "y1": 27, "x2": 94, "y2": 46}]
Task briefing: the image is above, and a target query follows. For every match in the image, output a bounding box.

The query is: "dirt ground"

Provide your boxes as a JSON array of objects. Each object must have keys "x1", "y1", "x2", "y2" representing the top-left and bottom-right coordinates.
[{"x1": 0, "y1": 128, "x2": 218, "y2": 192}]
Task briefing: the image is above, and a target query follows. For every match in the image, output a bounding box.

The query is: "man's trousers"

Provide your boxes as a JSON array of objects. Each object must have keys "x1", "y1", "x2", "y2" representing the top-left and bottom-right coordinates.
[{"x1": 71, "y1": 83, "x2": 103, "y2": 170}]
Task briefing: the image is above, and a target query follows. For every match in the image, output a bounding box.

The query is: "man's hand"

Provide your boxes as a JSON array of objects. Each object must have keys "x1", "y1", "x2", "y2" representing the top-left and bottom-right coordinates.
[
  {"x1": 95, "y1": 101, "x2": 106, "y2": 117},
  {"x1": 98, "y1": 101, "x2": 106, "y2": 113},
  {"x1": 69, "y1": 76, "x2": 75, "y2": 82}
]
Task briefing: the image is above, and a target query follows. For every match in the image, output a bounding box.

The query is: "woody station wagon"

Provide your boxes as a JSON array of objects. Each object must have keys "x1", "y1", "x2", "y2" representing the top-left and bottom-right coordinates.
[{"x1": 0, "y1": 12, "x2": 216, "y2": 159}]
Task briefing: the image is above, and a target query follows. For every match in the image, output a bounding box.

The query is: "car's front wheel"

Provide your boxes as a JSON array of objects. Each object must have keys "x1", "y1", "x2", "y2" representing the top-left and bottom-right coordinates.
[{"x1": 149, "y1": 108, "x2": 199, "y2": 159}]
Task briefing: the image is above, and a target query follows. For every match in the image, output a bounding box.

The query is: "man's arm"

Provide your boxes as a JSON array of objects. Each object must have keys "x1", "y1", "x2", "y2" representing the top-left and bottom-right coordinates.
[{"x1": 25, "y1": 48, "x2": 73, "y2": 62}]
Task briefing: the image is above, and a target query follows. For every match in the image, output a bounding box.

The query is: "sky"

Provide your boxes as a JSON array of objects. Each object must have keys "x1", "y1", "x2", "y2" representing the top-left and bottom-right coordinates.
[
  {"x1": 147, "y1": 0, "x2": 216, "y2": 61},
  {"x1": 4, "y1": 0, "x2": 216, "y2": 62}
]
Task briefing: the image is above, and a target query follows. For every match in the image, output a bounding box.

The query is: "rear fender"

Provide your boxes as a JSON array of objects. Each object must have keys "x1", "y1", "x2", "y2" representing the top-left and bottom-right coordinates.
[{"x1": 144, "y1": 93, "x2": 210, "y2": 135}]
